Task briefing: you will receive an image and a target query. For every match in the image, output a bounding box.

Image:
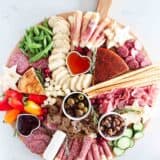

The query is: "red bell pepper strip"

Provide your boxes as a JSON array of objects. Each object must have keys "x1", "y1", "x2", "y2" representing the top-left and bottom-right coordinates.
[
  {"x1": 8, "y1": 98, "x2": 24, "y2": 112},
  {"x1": 5, "y1": 89, "x2": 23, "y2": 101},
  {"x1": 28, "y1": 94, "x2": 47, "y2": 105},
  {"x1": 0, "y1": 98, "x2": 12, "y2": 111}
]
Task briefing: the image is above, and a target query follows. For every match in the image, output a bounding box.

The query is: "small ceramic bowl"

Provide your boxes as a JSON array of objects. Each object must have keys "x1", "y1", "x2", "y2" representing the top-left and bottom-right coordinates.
[
  {"x1": 62, "y1": 92, "x2": 92, "y2": 121},
  {"x1": 66, "y1": 51, "x2": 91, "y2": 76},
  {"x1": 16, "y1": 114, "x2": 40, "y2": 137},
  {"x1": 98, "y1": 112, "x2": 126, "y2": 141}
]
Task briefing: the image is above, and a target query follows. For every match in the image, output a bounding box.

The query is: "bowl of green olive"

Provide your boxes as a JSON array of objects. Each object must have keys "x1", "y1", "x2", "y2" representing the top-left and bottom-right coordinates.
[
  {"x1": 62, "y1": 92, "x2": 91, "y2": 121},
  {"x1": 98, "y1": 112, "x2": 126, "y2": 141}
]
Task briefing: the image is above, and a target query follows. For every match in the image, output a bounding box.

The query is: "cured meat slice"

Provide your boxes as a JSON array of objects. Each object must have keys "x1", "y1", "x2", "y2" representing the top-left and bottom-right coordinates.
[
  {"x1": 100, "y1": 140, "x2": 113, "y2": 160},
  {"x1": 18, "y1": 67, "x2": 44, "y2": 95},
  {"x1": 91, "y1": 143, "x2": 101, "y2": 160},
  {"x1": 61, "y1": 139, "x2": 73, "y2": 160},
  {"x1": 93, "y1": 48, "x2": 129, "y2": 84},
  {"x1": 99, "y1": 145, "x2": 107, "y2": 160},
  {"x1": 68, "y1": 11, "x2": 83, "y2": 48},
  {"x1": 76, "y1": 136, "x2": 94, "y2": 160},
  {"x1": 7, "y1": 47, "x2": 30, "y2": 74},
  {"x1": 87, "y1": 149, "x2": 94, "y2": 160},
  {"x1": 55, "y1": 143, "x2": 66, "y2": 160},
  {"x1": 7, "y1": 47, "x2": 48, "y2": 74},
  {"x1": 88, "y1": 17, "x2": 111, "y2": 46},
  {"x1": 68, "y1": 138, "x2": 82, "y2": 160},
  {"x1": 22, "y1": 127, "x2": 51, "y2": 154},
  {"x1": 80, "y1": 12, "x2": 100, "y2": 47}
]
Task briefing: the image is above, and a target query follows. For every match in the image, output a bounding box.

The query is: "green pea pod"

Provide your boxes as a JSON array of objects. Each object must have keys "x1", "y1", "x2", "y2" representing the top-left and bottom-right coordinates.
[
  {"x1": 37, "y1": 25, "x2": 53, "y2": 35},
  {"x1": 29, "y1": 41, "x2": 53, "y2": 62},
  {"x1": 28, "y1": 42, "x2": 42, "y2": 49},
  {"x1": 46, "y1": 35, "x2": 52, "y2": 42},
  {"x1": 43, "y1": 37, "x2": 47, "y2": 48},
  {"x1": 34, "y1": 26, "x2": 40, "y2": 36}
]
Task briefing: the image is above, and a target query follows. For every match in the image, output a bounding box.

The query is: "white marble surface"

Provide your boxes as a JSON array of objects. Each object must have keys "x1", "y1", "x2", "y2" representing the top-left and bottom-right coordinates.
[{"x1": 0, "y1": 0, "x2": 160, "y2": 159}]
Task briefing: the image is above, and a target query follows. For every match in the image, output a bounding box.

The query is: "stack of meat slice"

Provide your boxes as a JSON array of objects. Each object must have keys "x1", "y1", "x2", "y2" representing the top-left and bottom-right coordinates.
[
  {"x1": 68, "y1": 11, "x2": 111, "y2": 50},
  {"x1": 55, "y1": 136, "x2": 113, "y2": 160}
]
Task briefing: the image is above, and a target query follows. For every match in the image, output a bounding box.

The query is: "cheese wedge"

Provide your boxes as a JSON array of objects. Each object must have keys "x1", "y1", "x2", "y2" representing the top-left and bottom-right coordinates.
[
  {"x1": 18, "y1": 67, "x2": 44, "y2": 95},
  {"x1": 43, "y1": 130, "x2": 66, "y2": 160}
]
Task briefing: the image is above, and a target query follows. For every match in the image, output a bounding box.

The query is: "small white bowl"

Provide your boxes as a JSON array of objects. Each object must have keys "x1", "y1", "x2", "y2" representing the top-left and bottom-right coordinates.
[
  {"x1": 62, "y1": 92, "x2": 92, "y2": 121},
  {"x1": 98, "y1": 112, "x2": 126, "y2": 141}
]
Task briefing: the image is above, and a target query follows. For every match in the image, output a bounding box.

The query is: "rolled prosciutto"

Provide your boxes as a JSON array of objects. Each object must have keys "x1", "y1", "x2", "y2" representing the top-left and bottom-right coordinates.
[
  {"x1": 68, "y1": 11, "x2": 83, "y2": 48},
  {"x1": 99, "y1": 145, "x2": 107, "y2": 160},
  {"x1": 68, "y1": 138, "x2": 82, "y2": 160},
  {"x1": 55, "y1": 143, "x2": 66, "y2": 160},
  {"x1": 91, "y1": 143, "x2": 101, "y2": 160},
  {"x1": 101, "y1": 140, "x2": 113, "y2": 160},
  {"x1": 61, "y1": 139, "x2": 73, "y2": 160},
  {"x1": 88, "y1": 17, "x2": 111, "y2": 46},
  {"x1": 87, "y1": 149, "x2": 94, "y2": 160},
  {"x1": 80, "y1": 12, "x2": 100, "y2": 47},
  {"x1": 76, "y1": 135, "x2": 95, "y2": 160}
]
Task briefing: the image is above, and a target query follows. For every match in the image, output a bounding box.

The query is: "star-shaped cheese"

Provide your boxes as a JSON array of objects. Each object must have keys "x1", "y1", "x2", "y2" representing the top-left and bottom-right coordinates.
[
  {"x1": 104, "y1": 21, "x2": 133, "y2": 48},
  {"x1": 0, "y1": 65, "x2": 21, "y2": 91}
]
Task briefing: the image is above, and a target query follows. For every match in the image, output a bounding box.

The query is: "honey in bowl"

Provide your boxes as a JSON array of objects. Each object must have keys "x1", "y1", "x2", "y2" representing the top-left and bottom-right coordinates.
[{"x1": 66, "y1": 51, "x2": 91, "y2": 75}]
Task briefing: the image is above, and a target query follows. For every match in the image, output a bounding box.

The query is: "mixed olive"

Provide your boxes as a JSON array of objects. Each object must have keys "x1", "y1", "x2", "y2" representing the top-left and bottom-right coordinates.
[
  {"x1": 64, "y1": 93, "x2": 89, "y2": 118},
  {"x1": 100, "y1": 113, "x2": 125, "y2": 138}
]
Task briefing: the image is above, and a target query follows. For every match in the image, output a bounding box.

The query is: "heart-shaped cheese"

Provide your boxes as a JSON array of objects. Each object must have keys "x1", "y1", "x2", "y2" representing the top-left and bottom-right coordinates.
[{"x1": 66, "y1": 51, "x2": 91, "y2": 75}]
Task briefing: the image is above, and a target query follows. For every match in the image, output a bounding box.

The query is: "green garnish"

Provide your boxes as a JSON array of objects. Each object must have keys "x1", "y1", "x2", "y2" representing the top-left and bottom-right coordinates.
[
  {"x1": 19, "y1": 19, "x2": 53, "y2": 62},
  {"x1": 35, "y1": 69, "x2": 44, "y2": 85}
]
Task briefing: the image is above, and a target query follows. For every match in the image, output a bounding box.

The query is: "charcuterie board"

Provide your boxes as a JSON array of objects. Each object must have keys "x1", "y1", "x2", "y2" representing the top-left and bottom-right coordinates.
[{"x1": 0, "y1": 0, "x2": 160, "y2": 160}]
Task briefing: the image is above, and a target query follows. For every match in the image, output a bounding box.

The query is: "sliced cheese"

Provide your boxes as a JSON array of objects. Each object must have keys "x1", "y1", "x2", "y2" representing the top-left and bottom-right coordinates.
[{"x1": 43, "y1": 130, "x2": 66, "y2": 160}]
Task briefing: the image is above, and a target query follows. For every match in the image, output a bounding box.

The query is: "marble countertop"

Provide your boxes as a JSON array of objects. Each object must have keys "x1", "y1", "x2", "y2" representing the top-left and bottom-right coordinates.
[{"x1": 0, "y1": 0, "x2": 160, "y2": 159}]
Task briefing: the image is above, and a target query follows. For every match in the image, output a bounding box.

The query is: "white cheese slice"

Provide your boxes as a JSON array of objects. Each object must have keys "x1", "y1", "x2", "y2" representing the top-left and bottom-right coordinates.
[{"x1": 43, "y1": 130, "x2": 66, "y2": 160}]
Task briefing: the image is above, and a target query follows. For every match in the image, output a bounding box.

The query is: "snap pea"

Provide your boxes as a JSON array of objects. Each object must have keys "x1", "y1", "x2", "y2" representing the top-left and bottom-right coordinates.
[
  {"x1": 29, "y1": 41, "x2": 53, "y2": 62},
  {"x1": 34, "y1": 26, "x2": 40, "y2": 36},
  {"x1": 37, "y1": 25, "x2": 53, "y2": 35},
  {"x1": 43, "y1": 37, "x2": 47, "y2": 48},
  {"x1": 19, "y1": 19, "x2": 53, "y2": 62}
]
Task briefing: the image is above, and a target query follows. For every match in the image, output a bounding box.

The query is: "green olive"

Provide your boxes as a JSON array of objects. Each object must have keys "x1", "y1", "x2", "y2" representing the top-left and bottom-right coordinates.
[
  {"x1": 78, "y1": 94, "x2": 84, "y2": 101},
  {"x1": 75, "y1": 110, "x2": 84, "y2": 117},
  {"x1": 83, "y1": 107, "x2": 88, "y2": 113},
  {"x1": 67, "y1": 98, "x2": 75, "y2": 106},
  {"x1": 78, "y1": 102, "x2": 85, "y2": 109}
]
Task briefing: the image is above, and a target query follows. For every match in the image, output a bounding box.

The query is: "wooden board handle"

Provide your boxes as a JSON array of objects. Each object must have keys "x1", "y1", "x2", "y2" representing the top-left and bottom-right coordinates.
[{"x1": 96, "y1": 0, "x2": 112, "y2": 19}]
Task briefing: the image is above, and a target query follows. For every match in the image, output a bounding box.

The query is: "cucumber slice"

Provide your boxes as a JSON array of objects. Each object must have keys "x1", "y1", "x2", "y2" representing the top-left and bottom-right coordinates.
[
  {"x1": 133, "y1": 123, "x2": 144, "y2": 131},
  {"x1": 113, "y1": 147, "x2": 125, "y2": 156},
  {"x1": 113, "y1": 140, "x2": 118, "y2": 147},
  {"x1": 117, "y1": 137, "x2": 131, "y2": 150},
  {"x1": 129, "y1": 139, "x2": 135, "y2": 148},
  {"x1": 123, "y1": 128, "x2": 133, "y2": 138},
  {"x1": 134, "y1": 132, "x2": 144, "y2": 140}
]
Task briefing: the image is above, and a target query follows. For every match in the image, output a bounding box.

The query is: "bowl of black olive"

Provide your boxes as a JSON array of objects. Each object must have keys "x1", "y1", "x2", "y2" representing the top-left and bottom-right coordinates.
[
  {"x1": 62, "y1": 92, "x2": 91, "y2": 121},
  {"x1": 98, "y1": 112, "x2": 126, "y2": 140}
]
